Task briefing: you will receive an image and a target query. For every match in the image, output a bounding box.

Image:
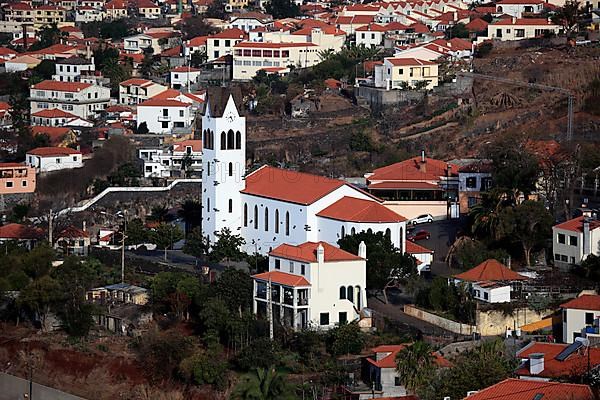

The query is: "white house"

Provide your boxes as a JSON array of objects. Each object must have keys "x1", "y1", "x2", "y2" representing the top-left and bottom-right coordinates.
[
  {"x1": 30, "y1": 108, "x2": 80, "y2": 126},
  {"x1": 30, "y1": 80, "x2": 110, "y2": 120},
  {"x1": 252, "y1": 241, "x2": 367, "y2": 330},
  {"x1": 119, "y1": 78, "x2": 168, "y2": 105},
  {"x1": 26, "y1": 146, "x2": 83, "y2": 172},
  {"x1": 136, "y1": 90, "x2": 204, "y2": 134},
  {"x1": 123, "y1": 31, "x2": 179, "y2": 54},
  {"x1": 52, "y1": 57, "x2": 95, "y2": 82},
  {"x1": 478, "y1": 18, "x2": 562, "y2": 42},
  {"x1": 201, "y1": 89, "x2": 409, "y2": 255},
  {"x1": 496, "y1": 0, "x2": 545, "y2": 18},
  {"x1": 75, "y1": 6, "x2": 106, "y2": 22},
  {"x1": 561, "y1": 295, "x2": 600, "y2": 344},
  {"x1": 5, "y1": 55, "x2": 41, "y2": 72},
  {"x1": 355, "y1": 23, "x2": 387, "y2": 48},
  {"x1": 452, "y1": 259, "x2": 527, "y2": 303},
  {"x1": 170, "y1": 66, "x2": 201, "y2": 90},
  {"x1": 553, "y1": 213, "x2": 600, "y2": 268},
  {"x1": 206, "y1": 28, "x2": 247, "y2": 61},
  {"x1": 139, "y1": 139, "x2": 202, "y2": 178},
  {"x1": 405, "y1": 240, "x2": 434, "y2": 274},
  {"x1": 374, "y1": 58, "x2": 439, "y2": 90},
  {"x1": 228, "y1": 12, "x2": 273, "y2": 32}
]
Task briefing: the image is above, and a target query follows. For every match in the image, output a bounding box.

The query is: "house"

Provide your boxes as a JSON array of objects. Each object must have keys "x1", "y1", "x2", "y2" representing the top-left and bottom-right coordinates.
[
  {"x1": 201, "y1": 88, "x2": 409, "y2": 253},
  {"x1": 30, "y1": 126, "x2": 77, "y2": 147},
  {"x1": 561, "y1": 295, "x2": 600, "y2": 343},
  {"x1": 30, "y1": 109, "x2": 81, "y2": 127},
  {"x1": 123, "y1": 31, "x2": 181, "y2": 54},
  {"x1": 228, "y1": 11, "x2": 273, "y2": 31},
  {"x1": 451, "y1": 158, "x2": 493, "y2": 213},
  {"x1": 552, "y1": 212, "x2": 600, "y2": 268},
  {"x1": 55, "y1": 225, "x2": 90, "y2": 256},
  {"x1": 516, "y1": 341, "x2": 600, "y2": 380},
  {"x1": 405, "y1": 240, "x2": 434, "y2": 274},
  {"x1": 93, "y1": 303, "x2": 152, "y2": 336},
  {"x1": 206, "y1": 28, "x2": 247, "y2": 61},
  {"x1": 452, "y1": 259, "x2": 527, "y2": 303},
  {"x1": 87, "y1": 283, "x2": 150, "y2": 305},
  {"x1": 119, "y1": 78, "x2": 168, "y2": 105},
  {"x1": 479, "y1": 18, "x2": 562, "y2": 42},
  {"x1": 496, "y1": 0, "x2": 545, "y2": 17},
  {"x1": 30, "y1": 80, "x2": 110, "y2": 120},
  {"x1": 394, "y1": 38, "x2": 473, "y2": 61},
  {"x1": 465, "y1": 379, "x2": 593, "y2": 400},
  {"x1": 105, "y1": 0, "x2": 128, "y2": 19},
  {"x1": 355, "y1": 23, "x2": 388, "y2": 48},
  {"x1": 26, "y1": 146, "x2": 83, "y2": 172},
  {"x1": 233, "y1": 42, "x2": 320, "y2": 80},
  {"x1": 139, "y1": 139, "x2": 203, "y2": 178},
  {"x1": 0, "y1": 47, "x2": 18, "y2": 62},
  {"x1": 0, "y1": 163, "x2": 36, "y2": 195},
  {"x1": 0, "y1": 223, "x2": 44, "y2": 249},
  {"x1": 364, "y1": 154, "x2": 458, "y2": 220},
  {"x1": 252, "y1": 241, "x2": 367, "y2": 330},
  {"x1": 136, "y1": 89, "x2": 204, "y2": 134},
  {"x1": 170, "y1": 66, "x2": 201, "y2": 90},
  {"x1": 137, "y1": 0, "x2": 161, "y2": 19},
  {"x1": 3, "y1": 3, "x2": 67, "y2": 27},
  {"x1": 0, "y1": 101, "x2": 12, "y2": 130},
  {"x1": 52, "y1": 57, "x2": 95, "y2": 82},
  {"x1": 363, "y1": 344, "x2": 450, "y2": 398},
  {"x1": 5, "y1": 55, "x2": 41, "y2": 72},
  {"x1": 183, "y1": 35, "x2": 208, "y2": 57},
  {"x1": 75, "y1": 5, "x2": 106, "y2": 22},
  {"x1": 374, "y1": 58, "x2": 439, "y2": 90}
]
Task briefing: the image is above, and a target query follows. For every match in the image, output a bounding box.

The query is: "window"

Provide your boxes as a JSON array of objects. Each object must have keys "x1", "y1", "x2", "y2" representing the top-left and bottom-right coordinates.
[
  {"x1": 466, "y1": 176, "x2": 477, "y2": 188},
  {"x1": 221, "y1": 132, "x2": 226, "y2": 149},
  {"x1": 72, "y1": 156, "x2": 77, "y2": 162},
  {"x1": 228, "y1": 162, "x2": 233, "y2": 176},
  {"x1": 347, "y1": 286, "x2": 354, "y2": 303},
  {"x1": 56, "y1": 158, "x2": 61, "y2": 164},
  {"x1": 254, "y1": 205, "x2": 258, "y2": 229},
  {"x1": 228, "y1": 199, "x2": 233, "y2": 213},
  {"x1": 162, "y1": 122, "x2": 168, "y2": 129},
  {"x1": 6, "y1": 181, "x2": 13, "y2": 188},
  {"x1": 235, "y1": 131, "x2": 242, "y2": 149},
  {"x1": 207, "y1": 197, "x2": 210, "y2": 212},
  {"x1": 586, "y1": 312, "x2": 594, "y2": 325},
  {"x1": 320, "y1": 313, "x2": 329, "y2": 326},
  {"x1": 555, "y1": 253, "x2": 561, "y2": 261},
  {"x1": 351, "y1": 227, "x2": 356, "y2": 235},
  {"x1": 341, "y1": 226, "x2": 345, "y2": 238},
  {"x1": 174, "y1": 73, "x2": 179, "y2": 79},
  {"x1": 570, "y1": 236, "x2": 578, "y2": 246},
  {"x1": 516, "y1": 29, "x2": 525, "y2": 37},
  {"x1": 563, "y1": 309, "x2": 567, "y2": 322},
  {"x1": 275, "y1": 259, "x2": 281, "y2": 269},
  {"x1": 483, "y1": 292, "x2": 489, "y2": 300},
  {"x1": 558, "y1": 233, "x2": 566, "y2": 244},
  {"x1": 339, "y1": 287, "x2": 346, "y2": 299},
  {"x1": 264, "y1": 207, "x2": 269, "y2": 231},
  {"x1": 179, "y1": 110, "x2": 184, "y2": 117},
  {"x1": 285, "y1": 211, "x2": 290, "y2": 236},
  {"x1": 22, "y1": 180, "x2": 27, "y2": 187},
  {"x1": 214, "y1": 39, "x2": 219, "y2": 46},
  {"x1": 227, "y1": 130, "x2": 234, "y2": 149},
  {"x1": 339, "y1": 312, "x2": 347, "y2": 324},
  {"x1": 561, "y1": 255, "x2": 568, "y2": 262},
  {"x1": 243, "y1": 203, "x2": 247, "y2": 226},
  {"x1": 275, "y1": 209, "x2": 279, "y2": 233},
  {"x1": 300, "y1": 264, "x2": 305, "y2": 275},
  {"x1": 289, "y1": 261, "x2": 293, "y2": 273},
  {"x1": 395, "y1": 377, "x2": 402, "y2": 386},
  {"x1": 225, "y1": 39, "x2": 230, "y2": 47}
]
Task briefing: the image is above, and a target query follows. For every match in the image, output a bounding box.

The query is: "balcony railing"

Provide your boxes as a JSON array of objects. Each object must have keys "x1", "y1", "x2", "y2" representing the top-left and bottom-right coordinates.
[
  {"x1": 297, "y1": 297, "x2": 308, "y2": 306},
  {"x1": 158, "y1": 115, "x2": 171, "y2": 121}
]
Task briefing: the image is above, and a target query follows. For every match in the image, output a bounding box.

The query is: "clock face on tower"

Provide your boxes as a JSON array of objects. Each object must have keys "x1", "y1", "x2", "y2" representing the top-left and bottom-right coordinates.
[{"x1": 225, "y1": 111, "x2": 236, "y2": 123}]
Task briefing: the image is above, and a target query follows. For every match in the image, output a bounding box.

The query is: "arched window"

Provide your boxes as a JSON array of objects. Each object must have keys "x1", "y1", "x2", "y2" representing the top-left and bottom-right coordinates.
[
  {"x1": 209, "y1": 130, "x2": 214, "y2": 149},
  {"x1": 339, "y1": 286, "x2": 346, "y2": 300},
  {"x1": 227, "y1": 129, "x2": 235, "y2": 149},
  {"x1": 235, "y1": 131, "x2": 242, "y2": 149},
  {"x1": 264, "y1": 207, "x2": 269, "y2": 231},
  {"x1": 220, "y1": 131, "x2": 226, "y2": 149},
  {"x1": 243, "y1": 203, "x2": 248, "y2": 227},
  {"x1": 228, "y1": 162, "x2": 233, "y2": 177},
  {"x1": 385, "y1": 228, "x2": 391, "y2": 238},
  {"x1": 275, "y1": 210, "x2": 279, "y2": 233},
  {"x1": 351, "y1": 227, "x2": 356, "y2": 235},
  {"x1": 207, "y1": 162, "x2": 211, "y2": 176},
  {"x1": 254, "y1": 205, "x2": 259, "y2": 229},
  {"x1": 228, "y1": 199, "x2": 233, "y2": 213},
  {"x1": 497, "y1": 5, "x2": 503, "y2": 12},
  {"x1": 355, "y1": 286, "x2": 361, "y2": 309},
  {"x1": 347, "y1": 286, "x2": 354, "y2": 303},
  {"x1": 285, "y1": 211, "x2": 290, "y2": 236},
  {"x1": 341, "y1": 226, "x2": 345, "y2": 238},
  {"x1": 202, "y1": 130, "x2": 206, "y2": 147},
  {"x1": 207, "y1": 197, "x2": 210, "y2": 212}
]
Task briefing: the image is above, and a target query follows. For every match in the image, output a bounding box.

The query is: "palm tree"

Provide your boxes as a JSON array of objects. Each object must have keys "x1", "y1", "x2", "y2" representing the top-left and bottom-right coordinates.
[
  {"x1": 177, "y1": 200, "x2": 201, "y2": 233},
  {"x1": 395, "y1": 341, "x2": 436, "y2": 394},
  {"x1": 469, "y1": 189, "x2": 506, "y2": 240},
  {"x1": 232, "y1": 368, "x2": 294, "y2": 400}
]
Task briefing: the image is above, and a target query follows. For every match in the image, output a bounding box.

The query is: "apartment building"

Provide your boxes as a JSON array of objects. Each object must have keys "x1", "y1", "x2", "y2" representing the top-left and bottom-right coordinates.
[
  {"x1": 0, "y1": 163, "x2": 36, "y2": 194},
  {"x1": 52, "y1": 57, "x2": 95, "y2": 82},
  {"x1": 30, "y1": 80, "x2": 110, "y2": 120},
  {"x1": 136, "y1": 90, "x2": 203, "y2": 134},
  {"x1": 137, "y1": 0, "x2": 161, "y2": 19},
  {"x1": 123, "y1": 31, "x2": 180, "y2": 54},
  {"x1": 170, "y1": 66, "x2": 201, "y2": 90},
  {"x1": 4, "y1": 3, "x2": 67, "y2": 27},
  {"x1": 233, "y1": 42, "x2": 319, "y2": 80},
  {"x1": 119, "y1": 78, "x2": 167, "y2": 105},
  {"x1": 139, "y1": 139, "x2": 202, "y2": 178},
  {"x1": 75, "y1": 6, "x2": 106, "y2": 22},
  {"x1": 374, "y1": 57, "x2": 439, "y2": 90},
  {"x1": 206, "y1": 28, "x2": 247, "y2": 61},
  {"x1": 105, "y1": 0, "x2": 128, "y2": 19},
  {"x1": 496, "y1": 0, "x2": 545, "y2": 17}
]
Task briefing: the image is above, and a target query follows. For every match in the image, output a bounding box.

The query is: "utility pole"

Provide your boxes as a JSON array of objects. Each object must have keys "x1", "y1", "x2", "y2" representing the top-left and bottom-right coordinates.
[
  {"x1": 120, "y1": 212, "x2": 127, "y2": 283},
  {"x1": 268, "y1": 276, "x2": 273, "y2": 340},
  {"x1": 48, "y1": 209, "x2": 53, "y2": 245}
]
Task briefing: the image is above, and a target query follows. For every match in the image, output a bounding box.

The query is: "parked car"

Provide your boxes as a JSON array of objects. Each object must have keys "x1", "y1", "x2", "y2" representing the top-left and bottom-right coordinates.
[
  {"x1": 409, "y1": 214, "x2": 433, "y2": 225},
  {"x1": 407, "y1": 230, "x2": 430, "y2": 241}
]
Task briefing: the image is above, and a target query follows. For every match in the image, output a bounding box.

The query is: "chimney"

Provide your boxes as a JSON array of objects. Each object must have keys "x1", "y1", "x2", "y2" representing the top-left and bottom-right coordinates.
[
  {"x1": 358, "y1": 241, "x2": 367, "y2": 259},
  {"x1": 583, "y1": 218, "x2": 591, "y2": 257},
  {"x1": 512, "y1": 17, "x2": 516, "y2": 24},
  {"x1": 82, "y1": 221, "x2": 86, "y2": 232},
  {"x1": 528, "y1": 353, "x2": 544, "y2": 375},
  {"x1": 316, "y1": 243, "x2": 325, "y2": 264}
]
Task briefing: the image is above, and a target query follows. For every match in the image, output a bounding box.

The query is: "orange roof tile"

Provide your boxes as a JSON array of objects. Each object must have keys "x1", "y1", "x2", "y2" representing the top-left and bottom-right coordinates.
[
  {"x1": 516, "y1": 342, "x2": 600, "y2": 380},
  {"x1": 0, "y1": 223, "x2": 44, "y2": 240},
  {"x1": 235, "y1": 41, "x2": 317, "y2": 48},
  {"x1": 492, "y1": 18, "x2": 555, "y2": 26},
  {"x1": 405, "y1": 240, "x2": 433, "y2": 254},
  {"x1": 269, "y1": 241, "x2": 363, "y2": 264},
  {"x1": 561, "y1": 295, "x2": 600, "y2": 311},
  {"x1": 31, "y1": 80, "x2": 91, "y2": 92},
  {"x1": 453, "y1": 259, "x2": 527, "y2": 282},
  {"x1": 367, "y1": 344, "x2": 450, "y2": 369},
  {"x1": 119, "y1": 78, "x2": 154, "y2": 87},
  {"x1": 173, "y1": 139, "x2": 202, "y2": 152},
  {"x1": 252, "y1": 270, "x2": 310, "y2": 287},
  {"x1": 30, "y1": 126, "x2": 72, "y2": 145},
  {"x1": 466, "y1": 378, "x2": 593, "y2": 400},
  {"x1": 554, "y1": 216, "x2": 600, "y2": 233},
  {"x1": 210, "y1": 28, "x2": 247, "y2": 39},
  {"x1": 27, "y1": 146, "x2": 81, "y2": 156},
  {"x1": 465, "y1": 17, "x2": 488, "y2": 32},
  {"x1": 171, "y1": 66, "x2": 201, "y2": 72},
  {"x1": 368, "y1": 156, "x2": 456, "y2": 183},
  {"x1": 242, "y1": 165, "x2": 347, "y2": 205},
  {"x1": 58, "y1": 225, "x2": 89, "y2": 238},
  {"x1": 317, "y1": 196, "x2": 406, "y2": 223},
  {"x1": 139, "y1": 98, "x2": 189, "y2": 107},
  {"x1": 31, "y1": 108, "x2": 78, "y2": 119},
  {"x1": 387, "y1": 57, "x2": 436, "y2": 66},
  {"x1": 187, "y1": 35, "x2": 208, "y2": 46}
]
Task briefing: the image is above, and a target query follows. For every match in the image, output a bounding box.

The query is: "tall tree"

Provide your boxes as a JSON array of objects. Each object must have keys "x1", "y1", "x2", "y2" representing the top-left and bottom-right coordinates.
[
  {"x1": 125, "y1": 218, "x2": 149, "y2": 245},
  {"x1": 17, "y1": 276, "x2": 61, "y2": 331},
  {"x1": 486, "y1": 141, "x2": 539, "y2": 203},
  {"x1": 265, "y1": 0, "x2": 300, "y2": 18},
  {"x1": 182, "y1": 227, "x2": 208, "y2": 259},
  {"x1": 208, "y1": 228, "x2": 246, "y2": 263},
  {"x1": 178, "y1": 200, "x2": 202, "y2": 233},
  {"x1": 232, "y1": 368, "x2": 295, "y2": 400},
  {"x1": 180, "y1": 15, "x2": 218, "y2": 39},
  {"x1": 205, "y1": 0, "x2": 226, "y2": 19},
  {"x1": 551, "y1": 0, "x2": 582, "y2": 39},
  {"x1": 150, "y1": 223, "x2": 183, "y2": 261},
  {"x1": 215, "y1": 268, "x2": 253, "y2": 316},
  {"x1": 396, "y1": 341, "x2": 436, "y2": 394},
  {"x1": 29, "y1": 23, "x2": 67, "y2": 51}
]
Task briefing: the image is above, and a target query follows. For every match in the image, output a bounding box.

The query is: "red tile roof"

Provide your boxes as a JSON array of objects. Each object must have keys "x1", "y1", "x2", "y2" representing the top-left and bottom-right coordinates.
[
  {"x1": 31, "y1": 108, "x2": 78, "y2": 119},
  {"x1": 173, "y1": 139, "x2": 202, "y2": 152},
  {"x1": 252, "y1": 270, "x2": 310, "y2": 287},
  {"x1": 561, "y1": 295, "x2": 600, "y2": 311},
  {"x1": 386, "y1": 57, "x2": 437, "y2": 66},
  {"x1": 466, "y1": 378, "x2": 593, "y2": 400},
  {"x1": 58, "y1": 225, "x2": 89, "y2": 238},
  {"x1": 27, "y1": 146, "x2": 81, "y2": 156},
  {"x1": 454, "y1": 259, "x2": 527, "y2": 282},
  {"x1": 31, "y1": 80, "x2": 91, "y2": 92},
  {"x1": 516, "y1": 342, "x2": 600, "y2": 380},
  {"x1": 465, "y1": 17, "x2": 489, "y2": 32},
  {"x1": 367, "y1": 344, "x2": 450, "y2": 369},
  {"x1": 137, "y1": 0, "x2": 159, "y2": 8},
  {"x1": 492, "y1": 18, "x2": 555, "y2": 26},
  {"x1": 355, "y1": 23, "x2": 388, "y2": 32},
  {"x1": 317, "y1": 196, "x2": 406, "y2": 223},
  {"x1": 0, "y1": 163, "x2": 28, "y2": 168},
  {"x1": 269, "y1": 241, "x2": 364, "y2": 263},
  {"x1": 210, "y1": 28, "x2": 247, "y2": 39},
  {"x1": 139, "y1": 98, "x2": 189, "y2": 107},
  {"x1": 368, "y1": 181, "x2": 440, "y2": 190},
  {"x1": 235, "y1": 41, "x2": 317, "y2": 48},
  {"x1": 368, "y1": 156, "x2": 456, "y2": 183},
  {"x1": 554, "y1": 215, "x2": 600, "y2": 233},
  {"x1": 31, "y1": 126, "x2": 72, "y2": 145},
  {"x1": 0, "y1": 223, "x2": 44, "y2": 240},
  {"x1": 187, "y1": 35, "x2": 208, "y2": 47},
  {"x1": 431, "y1": 38, "x2": 473, "y2": 51},
  {"x1": 242, "y1": 165, "x2": 349, "y2": 205},
  {"x1": 405, "y1": 240, "x2": 433, "y2": 254},
  {"x1": 119, "y1": 78, "x2": 154, "y2": 87},
  {"x1": 171, "y1": 66, "x2": 201, "y2": 72},
  {"x1": 497, "y1": 0, "x2": 544, "y2": 3}
]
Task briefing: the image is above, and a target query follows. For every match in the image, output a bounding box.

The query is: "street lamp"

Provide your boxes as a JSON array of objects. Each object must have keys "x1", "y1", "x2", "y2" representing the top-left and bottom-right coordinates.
[{"x1": 101, "y1": 210, "x2": 127, "y2": 283}]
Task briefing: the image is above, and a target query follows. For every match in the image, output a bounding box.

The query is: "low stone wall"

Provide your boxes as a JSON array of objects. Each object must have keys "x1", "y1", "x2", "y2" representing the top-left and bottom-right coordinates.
[
  {"x1": 0, "y1": 193, "x2": 34, "y2": 212},
  {"x1": 404, "y1": 305, "x2": 476, "y2": 335}
]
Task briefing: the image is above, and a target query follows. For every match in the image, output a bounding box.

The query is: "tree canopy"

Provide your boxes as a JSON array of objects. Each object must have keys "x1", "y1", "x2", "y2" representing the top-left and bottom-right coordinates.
[{"x1": 265, "y1": 0, "x2": 300, "y2": 19}]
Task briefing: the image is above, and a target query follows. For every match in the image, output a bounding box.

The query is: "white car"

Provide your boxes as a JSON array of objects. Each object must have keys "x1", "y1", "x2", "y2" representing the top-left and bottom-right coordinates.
[{"x1": 409, "y1": 214, "x2": 433, "y2": 225}]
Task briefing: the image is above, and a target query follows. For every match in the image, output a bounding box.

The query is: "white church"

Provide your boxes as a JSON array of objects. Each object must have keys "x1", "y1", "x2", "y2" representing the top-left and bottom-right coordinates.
[
  {"x1": 201, "y1": 89, "x2": 412, "y2": 330},
  {"x1": 201, "y1": 91, "x2": 409, "y2": 255}
]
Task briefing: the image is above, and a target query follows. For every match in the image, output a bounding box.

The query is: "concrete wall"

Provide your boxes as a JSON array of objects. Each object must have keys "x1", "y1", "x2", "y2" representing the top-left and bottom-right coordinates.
[
  {"x1": 0, "y1": 372, "x2": 85, "y2": 400},
  {"x1": 404, "y1": 304, "x2": 476, "y2": 335}
]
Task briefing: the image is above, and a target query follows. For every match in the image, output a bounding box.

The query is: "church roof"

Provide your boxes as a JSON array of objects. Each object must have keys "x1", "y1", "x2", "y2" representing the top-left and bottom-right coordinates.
[
  {"x1": 316, "y1": 196, "x2": 406, "y2": 223},
  {"x1": 269, "y1": 241, "x2": 364, "y2": 263},
  {"x1": 242, "y1": 165, "x2": 348, "y2": 205},
  {"x1": 204, "y1": 86, "x2": 244, "y2": 117}
]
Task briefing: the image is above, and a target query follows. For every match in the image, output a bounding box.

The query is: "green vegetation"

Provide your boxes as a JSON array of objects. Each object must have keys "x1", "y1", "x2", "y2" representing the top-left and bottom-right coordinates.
[
  {"x1": 396, "y1": 341, "x2": 435, "y2": 393},
  {"x1": 415, "y1": 277, "x2": 476, "y2": 324},
  {"x1": 265, "y1": 0, "x2": 301, "y2": 19}
]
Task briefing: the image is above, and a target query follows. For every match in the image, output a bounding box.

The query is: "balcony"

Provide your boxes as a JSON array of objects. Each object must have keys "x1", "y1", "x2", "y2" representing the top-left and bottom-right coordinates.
[{"x1": 157, "y1": 115, "x2": 171, "y2": 122}]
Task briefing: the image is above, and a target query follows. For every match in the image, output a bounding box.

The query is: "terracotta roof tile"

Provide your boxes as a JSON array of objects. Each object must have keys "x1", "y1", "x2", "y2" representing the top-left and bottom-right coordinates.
[
  {"x1": 31, "y1": 80, "x2": 91, "y2": 92},
  {"x1": 269, "y1": 241, "x2": 363, "y2": 263},
  {"x1": 516, "y1": 343, "x2": 600, "y2": 379},
  {"x1": 252, "y1": 270, "x2": 310, "y2": 287},
  {"x1": 58, "y1": 225, "x2": 89, "y2": 238},
  {"x1": 466, "y1": 378, "x2": 593, "y2": 400},
  {"x1": 386, "y1": 57, "x2": 437, "y2": 66},
  {"x1": 405, "y1": 240, "x2": 433, "y2": 254},
  {"x1": 453, "y1": 259, "x2": 527, "y2": 282},
  {"x1": 209, "y1": 28, "x2": 247, "y2": 39},
  {"x1": 561, "y1": 295, "x2": 600, "y2": 311},
  {"x1": 0, "y1": 223, "x2": 44, "y2": 240},
  {"x1": 173, "y1": 139, "x2": 202, "y2": 152},
  {"x1": 31, "y1": 108, "x2": 78, "y2": 119},
  {"x1": 554, "y1": 216, "x2": 600, "y2": 233},
  {"x1": 317, "y1": 196, "x2": 406, "y2": 223},
  {"x1": 367, "y1": 156, "x2": 456, "y2": 183},
  {"x1": 27, "y1": 146, "x2": 81, "y2": 156}
]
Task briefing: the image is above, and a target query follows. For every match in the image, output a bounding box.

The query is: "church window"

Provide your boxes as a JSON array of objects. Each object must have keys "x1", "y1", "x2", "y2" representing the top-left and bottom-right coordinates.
[
  {"x1": 264, "y1": 207, "x2": 269, "y2": 231},
  {"x1": 229, "y1": 199, "x2": 233, "y2": 213},
  {"x1": 228, "y1": 162, "x2": 233, "y2": 177},
  {"x1": 209, "y1": 130, "x2": 214, "y2": 149},
  {"x1": 207, "y1": 162, "x2": 210, "y2": 176},
  {"x1": 275, "y1": 209, "x2": 279, "y2": 233},
  {"x1": 207, "y1": 197, "x2": 210, "y2": 212},
  {"x1": 227, "y1": 129, "x2": 235, "y2": 149},
  {"x1": 220, "y1": 131, "x2": 226, "y2": 149},
  {"x1": 202, "y1": 130, "x2": 206, "y2": 147},
  {"x1": 254, "y1": 205, "x2": 259, "y2": 229},
  {"x1": 341, "y1": 226, "x2": 345, "y2": 238},
  {"x1": 235, "y1": 131, "x2": 242, "y2": 149},
  {"x1": 347, "y1": 286, "x2": 354, "y2": 303},
  {"x1": 339, "y1": 286, "x2": 346, "y2": 299},
  {"x1": 243, "y1": 203, "x2": 248, "y2": 227},
  {"x1": 285, "y1": 211, "x2": 290, "y2": 236}
]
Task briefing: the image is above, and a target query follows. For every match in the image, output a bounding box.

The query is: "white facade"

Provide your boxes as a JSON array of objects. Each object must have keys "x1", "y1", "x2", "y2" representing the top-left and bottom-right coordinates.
[
  {"x1": 562, "y1": 303, "x2": 600, "y2": 344},
  {"x1": 496, "y1": 1, "x2": 544, "y2": 18},
  {"x1": 374, "y1": 58, "x2": 439, "y2": 90},
  {"x1": 552, "y1": 216, "x2": 600, "y2": 268},
  {"x1": 229, "y1": 16, "x2": 272, "y2": 32},
  {"x1": 479, "y1": 19, "x2": 562, "y2": 42},
  {"x1": 355, "y1": 27, "x2": 385, "y2": 48},
  {"x1": 136, "y1": 101, "x2": 193, "y2": 134},
  {"x1": 206, "y1": 29, "x2": 246, "y2": 61},
  {"x1": 471, "y1": 282, "x2": 511, "y2": 303},
  {"x1": 52, "y1": 58, "x2": 95, "y2": 82},
  {"x1": 26, "y1": 149, "x2": 83, "y2": 172},
  {"x1": 252, "y1": 242, "x2": 367, "y2": 330},
  {"x1": 75, "y1": 7, "x2": 106, "y2": 22},
  {"x1": 119, "y1": 79, "x2": 167, "y2": 105},
  {"x1": 170, "y1": 67, "x2": 201, "y2": 90},
  {"x1": 139, "y1": 140, "x2": 202, "y2": 178},
  {"x1": 30, "y1": 81, "x2": 110, "y2": 120}
]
